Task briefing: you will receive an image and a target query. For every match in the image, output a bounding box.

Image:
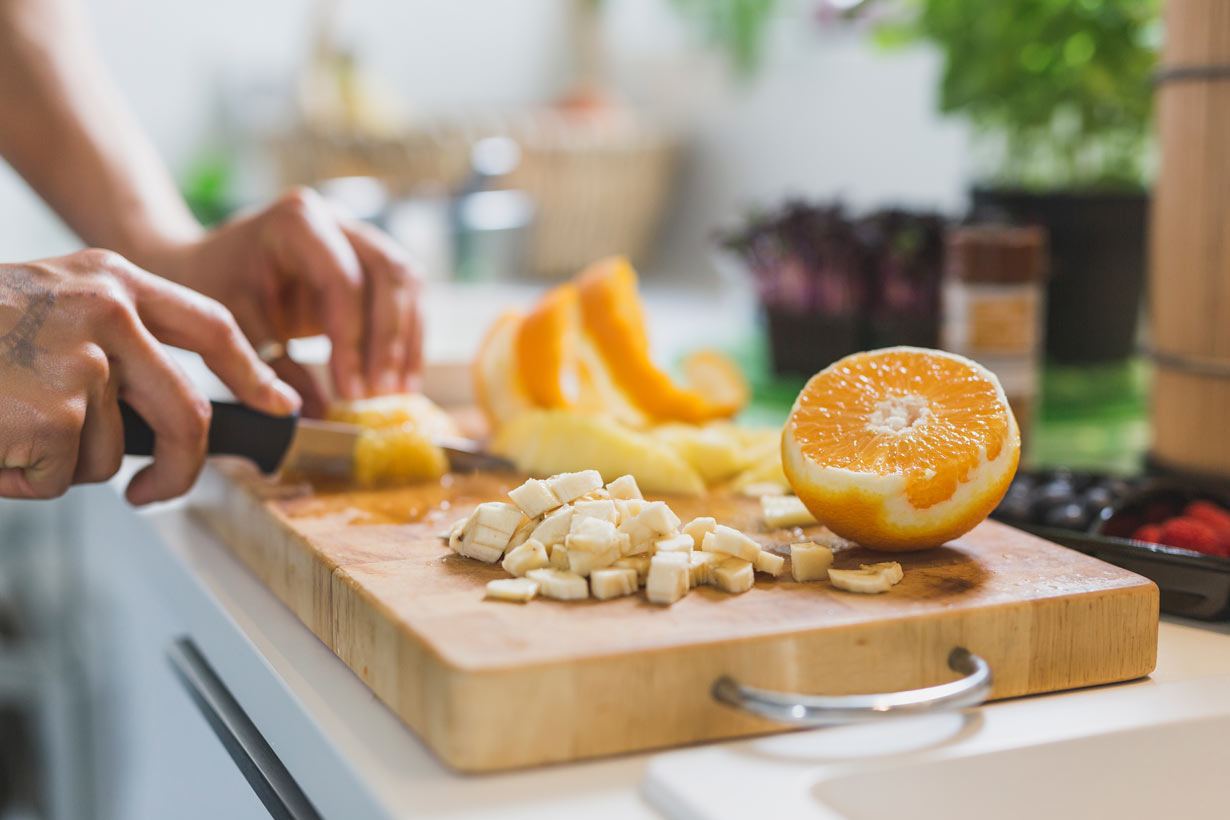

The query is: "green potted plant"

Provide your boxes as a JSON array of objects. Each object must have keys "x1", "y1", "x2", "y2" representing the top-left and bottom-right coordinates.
[{"x1": 869, "y1": 0, "x2": 1160, "y2": 363}]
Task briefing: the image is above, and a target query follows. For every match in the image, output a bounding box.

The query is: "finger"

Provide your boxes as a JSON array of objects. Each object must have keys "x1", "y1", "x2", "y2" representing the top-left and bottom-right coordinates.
[
  {"x1": 402, "y1": 297, "x2": 423, "y2": 392},
  {"x1": 0, "y1": 401, "x2": 83, "y2": 500},
  {"x1": 98, "y1": 315, "x2": 213, "y2": 505},
  {"x1": 270, "y1": 356, "x2": 329, "y2": 420},
  {"x1": 268, "y1": 188, "x2": 366, "y2": 399},
  {"x1": 72, "y1": 347, "x2": 124, "y2": 485},
  {"x1": 109, "y1": 262, "x2": 301, "y2": 417},
  {"x1": 339, "y1": 219, "x2": 415, "y2": 395}
]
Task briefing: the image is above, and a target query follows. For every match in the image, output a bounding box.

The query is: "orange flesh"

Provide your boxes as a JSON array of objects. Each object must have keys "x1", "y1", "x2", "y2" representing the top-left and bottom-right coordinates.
[
  {"x1": 575, "y1": 257, "x2": 736, "y2": 423},
  {"x1": 787, "y1": 349, "x2": 1010, "y2": 509}
]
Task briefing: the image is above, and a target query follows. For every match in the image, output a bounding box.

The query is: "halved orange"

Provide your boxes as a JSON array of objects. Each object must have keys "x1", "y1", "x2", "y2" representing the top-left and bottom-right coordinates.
[
  {"x1": 575, "y1": 257, "x2": 740, "y2": 424},
  {"x1": 782, "y1": 347, "x2": 1020, "y2": 551}
]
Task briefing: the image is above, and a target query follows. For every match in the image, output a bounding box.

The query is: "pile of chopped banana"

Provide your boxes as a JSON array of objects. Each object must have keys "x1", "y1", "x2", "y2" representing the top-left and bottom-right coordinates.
[{"x1": 445, "y1": 471, "x2": 905, "y2": 604}]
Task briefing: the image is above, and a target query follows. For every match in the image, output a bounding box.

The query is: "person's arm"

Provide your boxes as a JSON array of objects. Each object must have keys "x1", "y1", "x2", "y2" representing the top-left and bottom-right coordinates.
[
  {"x1": 0, "y1": 0, "x2": 423, "y2": 411},
  {"x1": 0, "y1": 0, "x2": 202, "y2": 259}
]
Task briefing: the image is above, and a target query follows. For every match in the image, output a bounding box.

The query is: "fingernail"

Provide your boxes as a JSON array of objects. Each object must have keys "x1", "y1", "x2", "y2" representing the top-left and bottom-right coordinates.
[
  {"x1": 345, "y1": 374, "x2": 366, "y2": 400},
  {"x1": 271, "y1": 379, "x2": 303, "y2": 413},
  {"x1": 378, "y1": 371, "x2": 399, "y2": 395}
]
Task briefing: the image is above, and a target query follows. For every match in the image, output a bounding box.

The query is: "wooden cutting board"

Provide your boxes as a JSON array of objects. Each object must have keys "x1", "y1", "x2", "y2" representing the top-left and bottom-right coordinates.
[{"x1": 196, "y1": 461, "x2": 1158, "y2": 773}]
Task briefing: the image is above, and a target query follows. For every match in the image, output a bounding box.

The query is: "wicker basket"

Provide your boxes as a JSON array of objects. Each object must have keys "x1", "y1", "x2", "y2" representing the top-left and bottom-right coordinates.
[{"x1": 273, "y1": 109, "x2": 679, "y2": 279}]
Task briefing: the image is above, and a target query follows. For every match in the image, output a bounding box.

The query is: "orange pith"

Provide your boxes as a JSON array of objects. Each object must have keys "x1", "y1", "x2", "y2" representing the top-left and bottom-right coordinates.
[
  {"x1": 474, "y1": 311, "x2": 534, "y2": 427},
  {"x1": 516, "y1": 284, "x2": 577, "y2": 408},
  {"x1": 575, "y1": 256, "x2": 737, "y2": 424},
  {"x1": 783, "y1": 347, "x2": 1020, "y2": 551}
]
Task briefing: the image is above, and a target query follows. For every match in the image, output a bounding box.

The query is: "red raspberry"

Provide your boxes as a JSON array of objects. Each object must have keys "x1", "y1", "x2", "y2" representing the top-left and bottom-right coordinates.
[
  {"x1": 1183, "y1": 500, "x2": 1230, "y2": 547},
  {"x1": 1131, "y1": 524, "x2": 1163, "y2": 544},
  {"x1": 1158, "y1": 517, "x2": 1227, "y2": 556}
]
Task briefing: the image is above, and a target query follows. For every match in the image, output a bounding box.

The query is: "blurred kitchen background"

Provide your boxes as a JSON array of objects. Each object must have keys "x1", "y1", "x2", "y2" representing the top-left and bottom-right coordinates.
[{"x1": 0, "y1": 0, "x2": 1164, "y2": 817}]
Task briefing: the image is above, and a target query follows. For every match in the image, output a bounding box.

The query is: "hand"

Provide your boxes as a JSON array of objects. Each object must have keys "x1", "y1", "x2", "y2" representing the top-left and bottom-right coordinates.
[
  {"x1": 0, "y1": 249, "x2": 300, "y2": 504},
  {"x1": 146, "y1": 188, "x2": 424, "y2": 417}
]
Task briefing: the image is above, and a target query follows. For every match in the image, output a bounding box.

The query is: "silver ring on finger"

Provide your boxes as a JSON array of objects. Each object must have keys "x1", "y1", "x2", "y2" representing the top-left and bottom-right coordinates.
[{"x1": 256, "y1": 340, "x2": 286, "y2": 364}]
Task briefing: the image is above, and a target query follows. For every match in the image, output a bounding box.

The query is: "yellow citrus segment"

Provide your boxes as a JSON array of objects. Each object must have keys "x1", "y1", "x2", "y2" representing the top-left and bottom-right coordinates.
[
  {"x1": 492, "y1": 409, "x2": 706, "y2": 496},
  {"x1": 682, "y1": 350, "x2": 749, "y2": 414},
  {"x1": 516, "y1": 284, "x2": 577, "y2": 408},
  {"x1": 473, "y1": 311, "x2": 536, "y2": 427},
  {"x1": 576, "y1": 257, "x2": 738, "y2": 424},
  {"x1": 782, "y1": 347, "x2": 1020, "y2": 551},
  {"x1": 326, "y1": 393, "x2": 456, "y2": 486},
  {"x1": 352, "y1": 426, "x2": 449, "y2": 488},
  {"x1": 326, "y1": 392, "x2": 460, "y2": 439}
]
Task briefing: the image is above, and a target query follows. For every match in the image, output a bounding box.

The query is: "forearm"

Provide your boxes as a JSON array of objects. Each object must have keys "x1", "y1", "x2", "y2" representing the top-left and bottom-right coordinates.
[{"x1": 0, "y1": 0, "x2": 202, "y2": 264}]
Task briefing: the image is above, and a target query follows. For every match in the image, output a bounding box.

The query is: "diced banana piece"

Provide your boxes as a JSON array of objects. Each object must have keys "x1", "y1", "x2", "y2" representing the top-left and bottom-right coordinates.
[
  {"x1": 688, "y1": 551, "x2": 721, "y2": 586},
  {"x1": 485, "y1": 577, "x2": 539, "y2": 602},
  {"x1": 590, "y1": 567, "x2": 638, "y2": 600},
  {"x1": 861, "y1": 561, "x2": 904, "y2": 585},
  {"x1": 617, "y1": 516, "x2": 656, "y2": 556},
  {"x1": 501, "y1": 539, "x2": 550, "y2": 577},
  {"x1": 565, "y1": 517, "x2": 620, "y2": 576},
  {"x1": 654, "y1": 533, "x2": 695, "y2": 553},
  {"x1": 790, "y1": 542, "x2": 834, "y2": 582},
  {"x1": 471, "y1": 501, "x2": 524, "y2": 535},
  {"x1": 614, "y1": 498, "x2": 648, "y2": 521},
  {"x1": 829, "y1": 565, "x2": 900, "y2": 594},
  {"x1": 701, "y1": 525, "x2": 761, "y2": 562},
  {"x1": 761, "y1": 495, "x2": 819, "y2": 529},
  {"x1": 567, "y1": 517, "x2": 619, "y2": 549},
  {"x1": 530, "y1": 506, "x2": 574, "y2": 548},
  {"x1": 508, "y1": 479, "x2": 562, "y2": 518},
  {"x1": 646, "y1": 553, "x2": 690, "y2": 605},
  {"x1": 606, "y1": 474, "x2": 643, "y2": 501},
  {"x1": 567, "y1": 546, "x2": 619, "y2": 577},
  {"x1": 526, "y1": 568, "x2": 589, "y2": 600},
  {"x1": 546, "y1": 470, "x2": 604, "y2": 504},
  {"x1": 549, "y1": 543, "x2": 571, "y2": 570},
  {"x1": 714, "y1": 558, "x2": 754, "y2": 594},
  {"x1": 614, "y1": 555, "x2": 652, "y2": 584},
  {"x1": 740, "y1": 481, "x2": 787, "y2": 498},
  {"x1": 682, "y1": 516, "x2": 717, "y2": 550},
  {"x1": 753, "y1": 549, "x2": 786, "y2": 577},
  {"x1": 638, "y1": 501, "x2": 682, "y2": 535},
  {"x1": 452, "y1": 503, "x2": 523, "y2": 563},
  {"x1": 571, "y1": 499, "x2": 618, "y2": 528},
  {"x1": 506, "y1": 516, "x2": 536, "y2": 552}
]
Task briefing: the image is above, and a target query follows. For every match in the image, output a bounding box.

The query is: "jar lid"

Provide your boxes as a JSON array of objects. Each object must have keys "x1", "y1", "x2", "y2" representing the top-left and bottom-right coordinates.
[{"x1": 945, "y1": 225, "x2": 1048, "y2": 283}]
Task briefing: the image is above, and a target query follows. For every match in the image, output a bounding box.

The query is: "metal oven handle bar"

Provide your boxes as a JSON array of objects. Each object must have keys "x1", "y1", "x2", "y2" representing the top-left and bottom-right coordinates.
[
  {"x1": 712, "y1": 647, "x2": 992, "y2": 726},
  {"x1": 167, "y1": 638, "x2": 322, "y2": 820}
]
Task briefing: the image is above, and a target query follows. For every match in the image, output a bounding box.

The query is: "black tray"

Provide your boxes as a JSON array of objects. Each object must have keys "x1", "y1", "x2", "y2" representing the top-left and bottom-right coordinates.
[
  {"x1": 1010, "y1": 523, "x2": 1230, "y2": 620},
  {"x1": 992, "y1": 470, "x2": 1230, "y2": 620}
]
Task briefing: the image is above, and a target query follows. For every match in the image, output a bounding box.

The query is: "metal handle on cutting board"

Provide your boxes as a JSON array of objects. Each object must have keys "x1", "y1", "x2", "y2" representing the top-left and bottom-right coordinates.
[{"x1": 712, "y1": 647, "x2": 992, "y2": 726}]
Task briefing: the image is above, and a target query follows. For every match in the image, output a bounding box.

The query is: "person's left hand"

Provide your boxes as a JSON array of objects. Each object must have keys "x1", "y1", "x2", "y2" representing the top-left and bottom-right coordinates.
[{"x1": 147, "y1": 187, "x2": 422, "y2": 416}]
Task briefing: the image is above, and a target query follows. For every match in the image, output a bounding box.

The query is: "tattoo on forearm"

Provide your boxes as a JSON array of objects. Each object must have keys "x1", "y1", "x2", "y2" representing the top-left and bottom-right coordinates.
[{"x1": 0, "y1": 277, "x2": 55, "y2": 371}]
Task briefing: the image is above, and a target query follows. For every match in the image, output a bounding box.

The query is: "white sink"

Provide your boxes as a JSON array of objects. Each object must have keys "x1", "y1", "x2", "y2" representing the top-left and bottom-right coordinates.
[{"x1": 644, "y1": 676, "x2": 1230, "y2": 820}]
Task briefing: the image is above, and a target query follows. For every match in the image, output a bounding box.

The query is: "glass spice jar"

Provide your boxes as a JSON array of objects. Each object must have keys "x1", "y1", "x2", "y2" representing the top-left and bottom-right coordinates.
[{"x1": 942, "y1": 225, "x2": 1048, "y2": 444}]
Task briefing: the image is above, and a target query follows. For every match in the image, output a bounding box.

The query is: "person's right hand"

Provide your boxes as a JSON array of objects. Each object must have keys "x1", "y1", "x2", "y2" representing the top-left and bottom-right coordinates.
[{"x1": 0, "y1": 249, "x2": 300, "y2": 504}]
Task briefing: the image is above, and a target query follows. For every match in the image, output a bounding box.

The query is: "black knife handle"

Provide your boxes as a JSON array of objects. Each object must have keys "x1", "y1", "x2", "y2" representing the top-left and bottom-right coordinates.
[{"x1": 119, "y1": 400, "x2": 299, "y2": 475}]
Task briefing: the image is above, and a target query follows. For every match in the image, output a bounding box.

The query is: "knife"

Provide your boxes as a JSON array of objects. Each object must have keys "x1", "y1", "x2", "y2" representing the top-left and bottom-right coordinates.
[{"x1": 118, "y1": 400, "x2": 513, "y2": 475}]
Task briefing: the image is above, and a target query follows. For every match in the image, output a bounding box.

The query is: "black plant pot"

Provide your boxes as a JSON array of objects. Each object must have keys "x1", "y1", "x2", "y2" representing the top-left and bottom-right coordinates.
[
  {"x1": 764, "y1": 308, "x2": 861, "y2": 377},
  {"x1": 971, "y1": 188, "x2": 1149, "y2": 364}
]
